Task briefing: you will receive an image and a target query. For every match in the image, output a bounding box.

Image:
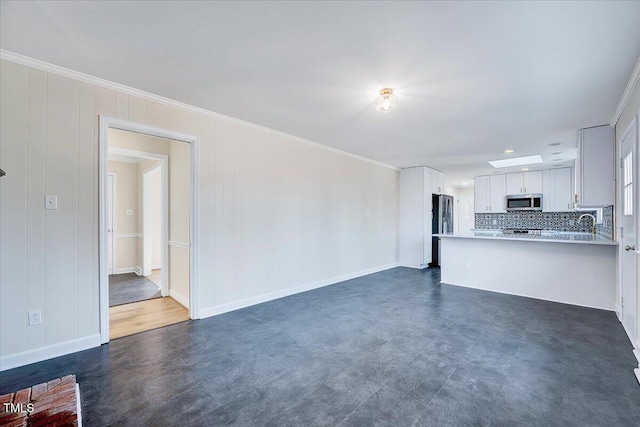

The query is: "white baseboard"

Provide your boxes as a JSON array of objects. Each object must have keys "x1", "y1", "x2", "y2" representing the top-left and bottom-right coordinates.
[
  {"x1": 399, "y1": 264, "x2": 428, "y2": 270},
  {"x1": 170, "y1": 289, "x2": 189, "y2": 309},
  {"x1": 113, "y1": 267, "x2": 136, "y2": 274},
  {"x1": 151, "y1": 264, "x2": 161, "y2": 271},
  {"x1": 615, "y1": 303, "x2": 622, "y2": 321},
  {"x1": 0, "y1": 334, "x2": 101, "y2": 372},
  {"x1": 635, "y1": 368, "x2": 640, "y2": 385},
  {"x1": 633, "y1": 343, "x2": 640, "y2": 365},
  {"x1": 440, "y1": 280, "x2": 615, "y2": 312},
  {"x1": 199, "y1": 262, "x2": 399, "y2": 319}
]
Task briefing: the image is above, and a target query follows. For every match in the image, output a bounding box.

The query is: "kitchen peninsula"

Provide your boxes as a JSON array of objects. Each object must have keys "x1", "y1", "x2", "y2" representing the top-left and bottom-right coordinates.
[{"x1": 436, "y1": 232, "x2": 617, "y2": 310}]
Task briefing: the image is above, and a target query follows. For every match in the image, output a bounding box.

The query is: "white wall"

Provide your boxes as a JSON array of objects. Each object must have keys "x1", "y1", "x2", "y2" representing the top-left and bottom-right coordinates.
[
  {"x1": 150, "y1": 169, "x2": 161, "y2": 270},
  {"x1": 136, "y1": 156, "x2": 162, "y2": 271},
  {"x1": 169, "y1": 141, "x2": 190, "y2": 306},
  {"x1": 0, "y1": 58, "x2": 399, "y2": 367},
  {"x1": 107, "y1": 160, "x2": 139, "y2": 271},
  {"x1": 457, "y1": 188, "x2": 475, "y2": 235}
]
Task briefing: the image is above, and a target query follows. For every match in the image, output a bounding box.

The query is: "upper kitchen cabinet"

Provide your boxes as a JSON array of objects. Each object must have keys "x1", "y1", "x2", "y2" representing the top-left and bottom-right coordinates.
[
  {"x1": 475, "y1": 174, "x2": 506, "y2": 213},
  {"x1": 430, "y1": 169, "x2": 445, "y2": 194},
  {"x1": 474, "y1": 176, "x2": 490, "y2": 213},
  {"x1": 575, "y1": 125, "x2": 614, "y2": 208},
  {"x1": 505, "y1": 170, "x2": 543, "y2": 195},
  {"x1": 543, "y1": 167, "x2": 574, "y2": 212}
]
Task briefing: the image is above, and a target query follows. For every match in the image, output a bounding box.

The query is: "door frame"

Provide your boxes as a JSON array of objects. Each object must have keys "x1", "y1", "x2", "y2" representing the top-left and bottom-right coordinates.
[
  {"x1": 99, "y1": 116, "x2": 200, "y2": 344},
  {"x1": 107, "y1": 172, "x2": 117, "y2": 275}
]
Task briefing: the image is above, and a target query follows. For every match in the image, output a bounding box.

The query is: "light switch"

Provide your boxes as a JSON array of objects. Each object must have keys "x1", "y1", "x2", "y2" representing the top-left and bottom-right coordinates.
[
  {"x1": 126, "y1": 209, "x2": 134, "y2": 216},
  {"x1": 45, "y1": 195, "x2": 58, "y2": 210}
]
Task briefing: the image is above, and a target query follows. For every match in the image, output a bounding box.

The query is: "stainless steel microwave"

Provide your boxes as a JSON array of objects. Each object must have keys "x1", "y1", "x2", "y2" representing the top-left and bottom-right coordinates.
[{"x1": 506, "y1": 194, "x2": 542, "y2": 211}]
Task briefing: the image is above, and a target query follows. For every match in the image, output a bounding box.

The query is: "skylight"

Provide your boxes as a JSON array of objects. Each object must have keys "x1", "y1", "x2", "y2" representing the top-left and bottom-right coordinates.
[{"x1": 488, "y1": 155, "x2": 543, "y2": 168}]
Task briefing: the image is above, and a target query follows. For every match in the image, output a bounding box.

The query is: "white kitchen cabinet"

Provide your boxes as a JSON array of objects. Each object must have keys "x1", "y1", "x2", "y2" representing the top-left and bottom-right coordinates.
[
  {"x1": 543, "y1": 167, "x2": 574, "y2": 212},
  {"x1": 474, "y1": 174, "x2": 506, "y2": 213},
  {"x1": 399, "y1": 167, "x2": 432, "y2": 268},
  {"x1": 489, "y1": 174, "x2": 507, "y2": 212},
  {"x1": 505, "y1": 173, "x2": 522, "y2": 196},
  {"x1": 430, "y1": 169, "x2": 445, "y2": 194},
  {"x1": 575, "y1": 125, "x2": 614, "y2": 208},
  {"x1": 474, "y1": 176, "x2": 490, "y2": 213},
  {"x1": 506, "y1": 171, "x2": 543, "y2": 195}
]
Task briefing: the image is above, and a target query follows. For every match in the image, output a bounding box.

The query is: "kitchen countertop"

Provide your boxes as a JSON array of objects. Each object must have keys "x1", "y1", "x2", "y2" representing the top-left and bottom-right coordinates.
[{"x1": 434, "y1": 230, "x2": 618, "y2": 246}]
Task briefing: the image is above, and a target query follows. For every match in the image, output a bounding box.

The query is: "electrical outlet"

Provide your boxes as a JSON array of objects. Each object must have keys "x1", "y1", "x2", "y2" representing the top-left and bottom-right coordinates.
[
  {"x1": 266, "y1": 271, "x2": 272, "y2": 280},
  {"x1": 465, "y1": 263, "x2": 471, "y2": 271},
  {"x1": 28, "y1": 310, "x2": 42, "y2": 326},
  {"x1": 126, "y1": 209, "x2": 134, "y2": 216}
]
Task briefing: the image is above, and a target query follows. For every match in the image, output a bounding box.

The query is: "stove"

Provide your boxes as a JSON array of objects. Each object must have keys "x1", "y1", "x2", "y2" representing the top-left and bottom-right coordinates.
[{"x1": 502, "y1": 228, "x2": 542, "y2": 236}]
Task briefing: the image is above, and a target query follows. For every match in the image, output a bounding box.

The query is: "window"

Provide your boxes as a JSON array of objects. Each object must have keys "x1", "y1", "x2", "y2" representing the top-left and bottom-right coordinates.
[{"x1": 623, "y1": 152, "x2": 633, "y2": 216}]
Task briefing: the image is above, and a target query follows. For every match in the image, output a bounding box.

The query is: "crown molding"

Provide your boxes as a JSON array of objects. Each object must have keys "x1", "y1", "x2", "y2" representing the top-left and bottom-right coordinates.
[
  {"x1": 0, "y1": 49, "x2": 399, "y2": 171},
  {"x1": 611, "y1": 55, "x2": 640, "y2": 127}
]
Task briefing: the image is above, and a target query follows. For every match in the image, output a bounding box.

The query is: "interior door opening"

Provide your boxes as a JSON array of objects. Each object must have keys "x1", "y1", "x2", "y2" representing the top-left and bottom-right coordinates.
[{"x1": 99, "y1": 117, "x2": 198, "y2": 342}]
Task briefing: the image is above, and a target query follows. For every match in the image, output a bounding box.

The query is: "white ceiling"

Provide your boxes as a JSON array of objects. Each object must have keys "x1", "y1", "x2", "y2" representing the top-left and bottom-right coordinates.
[{"x1": 2, "y1": 1, "x2": 639, "y2": 187}]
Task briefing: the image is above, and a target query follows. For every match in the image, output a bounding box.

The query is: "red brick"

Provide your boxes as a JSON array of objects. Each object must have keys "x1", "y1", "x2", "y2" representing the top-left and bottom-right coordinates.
[
  {"x1": 45, "y1": 379, "x2": 61, "y2": 391},
  {"x1": 57, "y1": 376, "x2": 75, "y2": 387},
  {"x1": 29, "y1": 410, "x2": 76, "y2": 427},
  {"x1": 1, "y1": 418, "x2": 27, "y2": 427},
  {"x1": 0, "y1": 393, "x2": 14, "y2": 405},
  {"x1": 30, "y1": 384, "x2": 47, "y2": 400},
  {"x1": 13, "y1": 389, "x2": 31, "y2": 406},
  {"x1": 0, "y1": 411, "x2": 27, "y2": 424},
  {"x1": 31, "y1": 389, "x2": 74, "y2": 411}
]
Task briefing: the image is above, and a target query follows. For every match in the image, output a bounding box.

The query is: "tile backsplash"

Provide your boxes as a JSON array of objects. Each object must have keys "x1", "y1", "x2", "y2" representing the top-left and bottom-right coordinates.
[
  {"x1": 595, "y1": 205, "x2": 614, "y2": 240},
  {"x1": 475, "y1": 210, "x2": 597, "y2": 232}
]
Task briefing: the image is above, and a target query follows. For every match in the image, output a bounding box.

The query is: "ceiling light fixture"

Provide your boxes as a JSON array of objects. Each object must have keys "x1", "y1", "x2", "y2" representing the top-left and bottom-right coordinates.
[
  {"x1": 488, "y1": 155, "x2": 543, "y2": 168},
  {"x1": 504, "y1": 149, "x2": 515, "y2": 154},
  {"x1": 375, "y1": 88, "x2": 398, "y2": 113},
  {"x1": 522, "y1": 168, "x2": 529, "y2": 171}
]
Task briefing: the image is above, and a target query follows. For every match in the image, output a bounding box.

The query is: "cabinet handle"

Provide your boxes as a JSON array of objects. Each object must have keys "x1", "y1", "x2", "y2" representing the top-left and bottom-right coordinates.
[{"x1": 524, "y1": 187, "x2": 527, "y2": 193}]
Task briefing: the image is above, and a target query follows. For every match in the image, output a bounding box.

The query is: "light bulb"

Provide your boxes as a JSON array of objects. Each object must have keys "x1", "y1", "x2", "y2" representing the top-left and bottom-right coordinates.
[{"x1": 375, "y1": 88, "x2": 398, "y2": 113}]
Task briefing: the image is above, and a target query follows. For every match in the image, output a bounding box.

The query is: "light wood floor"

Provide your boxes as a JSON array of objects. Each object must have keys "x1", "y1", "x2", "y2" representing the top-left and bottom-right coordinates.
[{"x1": 109, "y1": 297, "x2": 189, "y2": 340}]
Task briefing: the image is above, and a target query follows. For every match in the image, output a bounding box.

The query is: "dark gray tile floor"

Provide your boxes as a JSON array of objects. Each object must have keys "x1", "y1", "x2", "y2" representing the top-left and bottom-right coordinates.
[
  {"x1": 2, "y1": 267, "x2": 639, "y2": 426},
  {"x1": 109, "y1": 273, "x2": 161, "y2": 306}
]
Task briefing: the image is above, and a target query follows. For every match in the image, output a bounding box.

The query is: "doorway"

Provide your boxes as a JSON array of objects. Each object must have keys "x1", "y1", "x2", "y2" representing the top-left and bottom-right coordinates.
[
  {"x1": 99, "y1": 117, "x2": 199, "y2": 343},
  {"x1": 619, "y1": 113, "x2": 638, "y2": 354},
  {"x1": 106, "y1": 149, "x2": 165, "y2": 309}
]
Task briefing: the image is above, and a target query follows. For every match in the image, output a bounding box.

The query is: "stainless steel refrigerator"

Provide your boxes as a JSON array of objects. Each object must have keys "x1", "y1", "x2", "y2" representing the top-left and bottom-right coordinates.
[{"x1": 430, "y1": 194, "x2": 454, "y2": 267}]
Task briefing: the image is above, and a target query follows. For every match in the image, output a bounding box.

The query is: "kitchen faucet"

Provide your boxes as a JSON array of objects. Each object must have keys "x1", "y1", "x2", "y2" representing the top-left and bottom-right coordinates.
[{"x1": 578, "y1": 213, "x2": 596, "y2": 234}]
